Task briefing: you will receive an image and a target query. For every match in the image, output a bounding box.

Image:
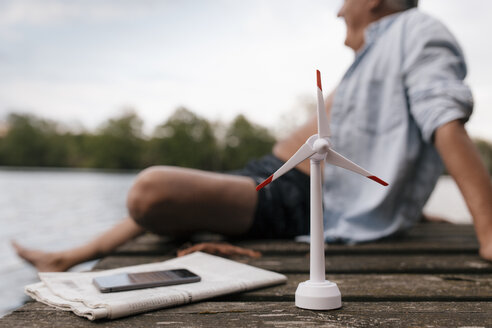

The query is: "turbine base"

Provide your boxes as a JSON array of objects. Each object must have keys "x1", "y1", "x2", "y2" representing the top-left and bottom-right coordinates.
[{"x1": 295, "y1": 280, "x2": 342, "y2": 310}]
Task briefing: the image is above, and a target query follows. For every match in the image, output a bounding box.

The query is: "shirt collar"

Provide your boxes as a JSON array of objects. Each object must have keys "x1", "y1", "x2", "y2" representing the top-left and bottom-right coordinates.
[
  {"x1": 344, "y1": 10, "x2": 409, "y2": 79},
  {"x1": 363, "y1": 10, "x2": 405, "y2": 48}
]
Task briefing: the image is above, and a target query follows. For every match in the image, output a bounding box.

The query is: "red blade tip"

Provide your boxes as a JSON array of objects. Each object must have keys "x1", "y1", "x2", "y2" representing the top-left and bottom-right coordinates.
[
  {"x1": 368, "y1": 176, "x2": 388, "y2": 186},
  {"x1": 256, "y1": 175, "x2": 273, "y2": 191},
  {"x1": 316, "y1": 70, "x2": 322, "y2": 90}
]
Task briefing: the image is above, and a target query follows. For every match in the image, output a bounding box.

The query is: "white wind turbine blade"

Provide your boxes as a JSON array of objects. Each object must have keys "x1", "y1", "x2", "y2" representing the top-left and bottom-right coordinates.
[
  {"x1": 256, "y1": 143, "x2": 316, "y2": 191},
  {"x1": 316, "y1": 70, "x2": 331, "y2": 138},
  {"x1": 326, "y1": 149, "x2": 388, "y2": 186}
]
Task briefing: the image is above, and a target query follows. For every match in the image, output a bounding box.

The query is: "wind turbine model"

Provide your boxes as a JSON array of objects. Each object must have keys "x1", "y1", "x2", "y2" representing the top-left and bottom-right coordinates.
[{"x1": 256, "y1": 70, "x2": 388, "y2": 310}]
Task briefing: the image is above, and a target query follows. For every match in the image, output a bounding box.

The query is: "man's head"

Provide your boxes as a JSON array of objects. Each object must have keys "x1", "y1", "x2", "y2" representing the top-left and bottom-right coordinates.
[{"x1": 337, "y1": 0, "x2": 419, "y2": 52}]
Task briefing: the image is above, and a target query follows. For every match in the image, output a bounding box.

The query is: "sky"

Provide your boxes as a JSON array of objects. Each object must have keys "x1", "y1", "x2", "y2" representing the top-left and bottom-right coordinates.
[{"x1": 0, "y1": 0, "x2": 491, "y2": 140}]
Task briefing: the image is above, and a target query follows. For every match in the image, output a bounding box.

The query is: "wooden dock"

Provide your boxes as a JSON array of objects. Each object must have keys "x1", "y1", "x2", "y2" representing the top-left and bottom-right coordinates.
[{"x1": 2, "y1": 221, "x2": 492, "y2": 327}]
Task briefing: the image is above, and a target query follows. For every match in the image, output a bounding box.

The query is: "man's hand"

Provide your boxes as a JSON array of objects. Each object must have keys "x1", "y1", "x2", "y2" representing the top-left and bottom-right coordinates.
[
  {"x1": 479, "y1": 237, "x2": 492, "y2": 262},
  {"x1": 177, "y1": 242, "x2": 262, "y2": 259}
]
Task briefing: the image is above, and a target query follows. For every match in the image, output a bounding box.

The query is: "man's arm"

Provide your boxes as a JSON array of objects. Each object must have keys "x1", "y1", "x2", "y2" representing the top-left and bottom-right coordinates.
[
  {"x1": 434, "y1": 120, "x2": 492, "y2": 261},
  {"x1": 273, "y1": 91, "x2": 335, "y2": 175}
]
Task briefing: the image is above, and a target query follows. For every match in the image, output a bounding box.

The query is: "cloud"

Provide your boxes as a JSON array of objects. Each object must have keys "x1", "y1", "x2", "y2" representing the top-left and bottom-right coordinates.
[
  {"x1": 0, "y1": 0, "x2": 490, "y2": 141},
  {"x1": 0, "y1": 0, "x2": 157, "y2": 27}
]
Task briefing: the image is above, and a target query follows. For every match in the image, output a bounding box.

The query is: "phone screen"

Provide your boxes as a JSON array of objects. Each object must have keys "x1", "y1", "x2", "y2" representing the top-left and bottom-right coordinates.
[{"x1": 93, "y1": 269, "x2": 201, "y2": 293}]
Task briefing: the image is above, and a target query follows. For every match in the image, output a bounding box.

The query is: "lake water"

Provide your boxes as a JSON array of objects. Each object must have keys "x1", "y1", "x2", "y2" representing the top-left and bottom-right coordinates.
[
  {"x1": 0, "y1": 169, "x2": 472, "y2": 317},
  {"x1": 0, "y1": 168, "x2": 136, "y2": 317}
]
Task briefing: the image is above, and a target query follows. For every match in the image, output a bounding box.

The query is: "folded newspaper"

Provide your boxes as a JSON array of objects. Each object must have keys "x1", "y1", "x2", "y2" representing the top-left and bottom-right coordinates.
[{"x1": 25, "y1": 252, "x2": 287, "y2": 320}]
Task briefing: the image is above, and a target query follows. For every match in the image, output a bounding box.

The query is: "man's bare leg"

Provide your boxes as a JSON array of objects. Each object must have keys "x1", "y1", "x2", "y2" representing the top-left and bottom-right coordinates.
[
  {"x1": 127, "y1": 166, "x2": 258, "y2": 236},
  {"x1": 12, "y1": 217, "x2": 144, "y2": 272},
  {"x1": 13, "y1": 167, "x2": 259, "y2": 271}
]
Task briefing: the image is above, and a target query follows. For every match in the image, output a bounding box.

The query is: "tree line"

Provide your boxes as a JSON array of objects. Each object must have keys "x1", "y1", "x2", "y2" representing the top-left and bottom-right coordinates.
[
  {"x1": 1, "y1": 108, "x2": 492, "y2": 175},
  {"x1": 0, "y1": 108, "x2": 276, "y2": 171}
]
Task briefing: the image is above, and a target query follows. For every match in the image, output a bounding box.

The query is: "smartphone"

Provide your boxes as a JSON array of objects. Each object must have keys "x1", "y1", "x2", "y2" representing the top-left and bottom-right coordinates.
[{"x1": 93, "y1": 268, "x2": 201, "y2": 293}]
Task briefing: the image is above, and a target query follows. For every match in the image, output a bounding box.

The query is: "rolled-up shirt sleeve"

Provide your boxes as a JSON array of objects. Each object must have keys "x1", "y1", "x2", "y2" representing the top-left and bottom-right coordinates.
[{"x1": 403, "y1": 17, "x2": 473, "y2": 143}]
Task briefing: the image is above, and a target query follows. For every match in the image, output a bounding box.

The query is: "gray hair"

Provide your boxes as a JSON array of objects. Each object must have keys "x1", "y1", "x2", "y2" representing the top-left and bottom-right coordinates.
[{"x1": 385, "y1": 0, "x2": 419, "y2": 11}]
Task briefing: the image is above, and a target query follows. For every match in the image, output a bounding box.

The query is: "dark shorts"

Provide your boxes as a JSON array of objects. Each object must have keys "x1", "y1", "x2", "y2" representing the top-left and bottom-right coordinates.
[{"x1": 232, "y1": 154, "x2": 310, "y2": 239}]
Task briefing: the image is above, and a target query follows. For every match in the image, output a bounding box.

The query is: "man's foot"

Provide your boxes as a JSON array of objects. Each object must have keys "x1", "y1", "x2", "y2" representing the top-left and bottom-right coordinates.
[{"x1": 11, "y1": 241, "x2": 73, "y2": 272}]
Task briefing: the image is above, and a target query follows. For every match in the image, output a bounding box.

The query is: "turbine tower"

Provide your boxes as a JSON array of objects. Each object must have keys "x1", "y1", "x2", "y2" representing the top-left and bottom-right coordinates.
[{"x1": 256, "y1": 70, "x2": 388, "y2": 310}]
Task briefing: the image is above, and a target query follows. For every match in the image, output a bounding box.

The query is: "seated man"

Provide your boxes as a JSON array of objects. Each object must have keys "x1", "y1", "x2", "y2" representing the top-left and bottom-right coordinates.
[{"x1": 13, "y1": 0, "x2": 492, "y2": 271}]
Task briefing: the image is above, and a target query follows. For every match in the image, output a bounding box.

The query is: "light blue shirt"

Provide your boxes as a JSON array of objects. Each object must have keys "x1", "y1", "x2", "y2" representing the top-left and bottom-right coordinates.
[{"x1": 321, "y1": 9, "x2": 473, "y2": 243}]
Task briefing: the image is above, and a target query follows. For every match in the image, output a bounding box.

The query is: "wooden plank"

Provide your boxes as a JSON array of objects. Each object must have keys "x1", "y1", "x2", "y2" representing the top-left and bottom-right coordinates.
[
  {"x1": 114, "y1": 233, "x2": 225, "y2": 256},
  {"x1": 92, "y1": 254, "x2": 492, "y2": 301},
  {"x1": 94, "y1": 253, "x2": 492, "y2": 274},
  {"x1": 232, "y1": 273, "x2": 492, "y2": 302},
  {"x1": 3, "y1": 301, "x2": 491, "y2": 328},
  {"x1": 113, "y1": 234, "x2": 177, "y2": 256},
  {"x1": 113, "y1": 223, "x2": 479, "y2": 256},
  {"x1": 408, "y1": 222, "x2": 475, "y2": 234},
  {"x1": 115, "y1": 238, "x2": 480, "y2": 256},
  {"x1": 238, "y1": 223, "x2": 478, "y2": 254},
  {"x1": 251, "y1": 254, "x2": 492, "y2": 274},
  {"x1": 236, "y1": 236, "x2": 479, "y2": 255}
]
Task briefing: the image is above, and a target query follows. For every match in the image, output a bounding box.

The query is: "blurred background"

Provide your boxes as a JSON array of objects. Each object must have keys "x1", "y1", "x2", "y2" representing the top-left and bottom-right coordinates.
[{"x1": 1, "y1": 0, "x2": 491, "y2": 317}]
